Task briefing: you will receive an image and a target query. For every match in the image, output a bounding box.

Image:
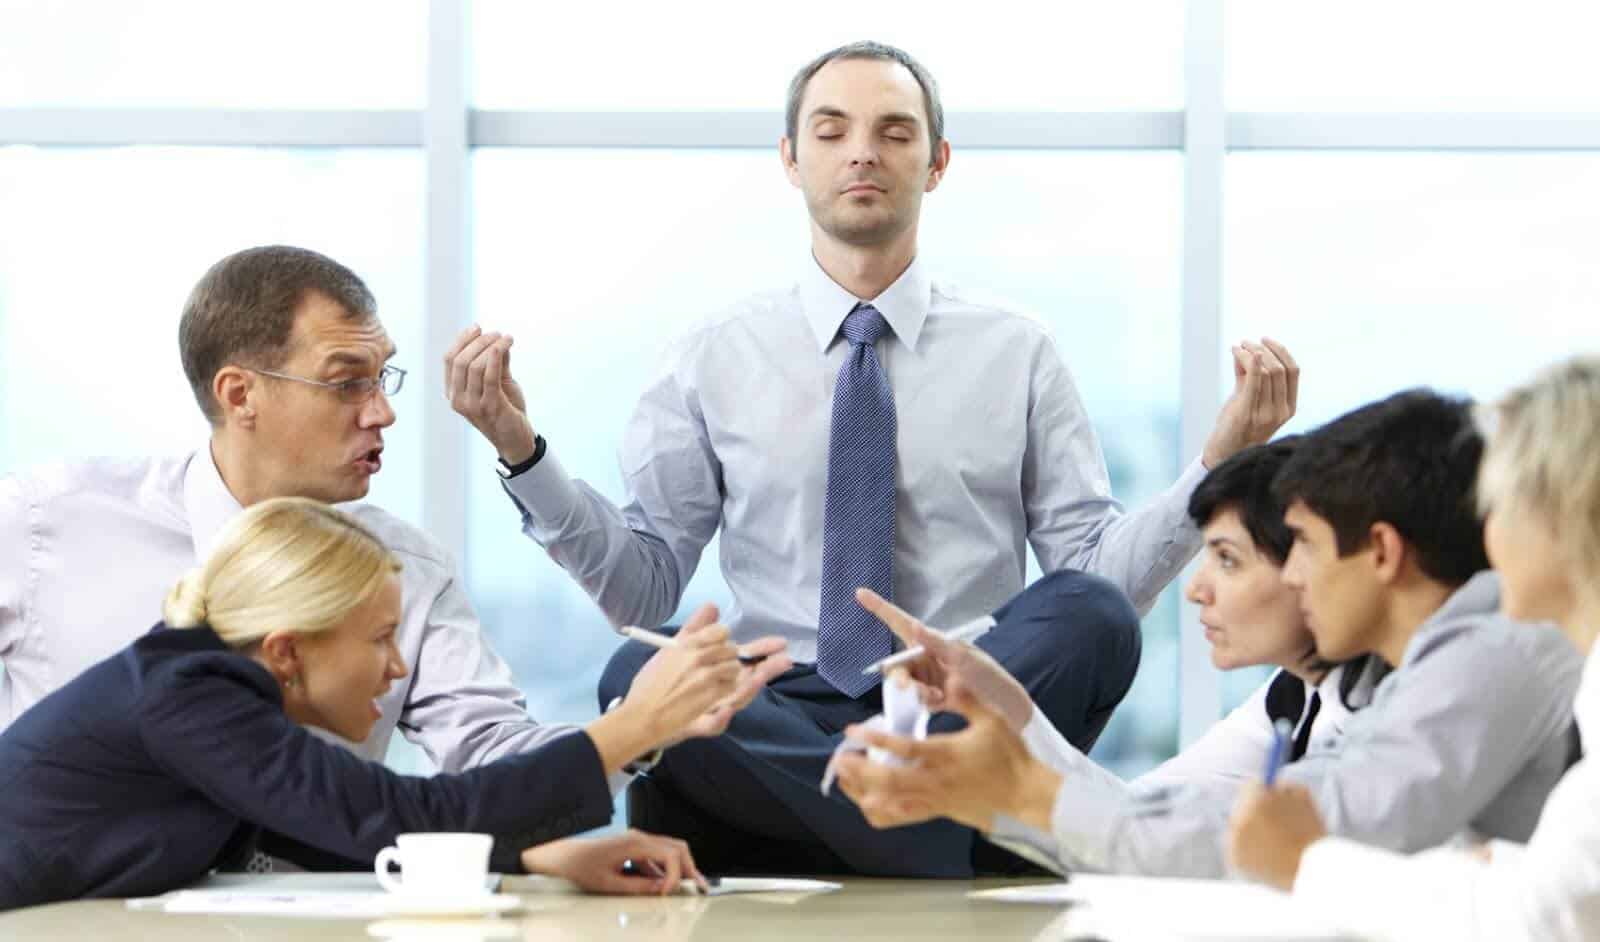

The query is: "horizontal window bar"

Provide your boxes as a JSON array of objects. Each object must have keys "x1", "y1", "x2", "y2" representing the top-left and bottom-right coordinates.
[{"x1": 5, "y1": 110, "x2": 1600, "y2": 151}]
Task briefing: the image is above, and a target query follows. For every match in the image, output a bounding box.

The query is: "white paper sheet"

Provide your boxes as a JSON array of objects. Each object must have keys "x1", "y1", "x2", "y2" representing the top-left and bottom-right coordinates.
[
  {"x1": 126, "y1": 887, "x2": 521, "y2": 919},
  {"x1": 971, "y1": 875, "x2": 1353, "y2": 940}
]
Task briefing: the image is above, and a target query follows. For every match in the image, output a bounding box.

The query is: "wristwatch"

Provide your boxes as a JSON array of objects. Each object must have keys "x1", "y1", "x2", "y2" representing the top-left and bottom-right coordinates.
[
  {"x1": 605, "y1": 696, "x2": 665, "y2": 774},
  {"x1": 495, "y1": 435, "x2": 547, "y2": 480}
]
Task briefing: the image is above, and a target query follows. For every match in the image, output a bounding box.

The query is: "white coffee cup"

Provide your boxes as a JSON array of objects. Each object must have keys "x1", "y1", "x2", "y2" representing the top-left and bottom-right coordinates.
[{"x1": 374, "y1": 832, "x2": 493, "y2": 898}]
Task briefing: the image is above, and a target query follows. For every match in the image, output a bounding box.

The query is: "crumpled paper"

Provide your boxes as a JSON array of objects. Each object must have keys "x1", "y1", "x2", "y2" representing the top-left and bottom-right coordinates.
[{"x1": 820, "y1": 677, "x2": 932, "y2": 794}]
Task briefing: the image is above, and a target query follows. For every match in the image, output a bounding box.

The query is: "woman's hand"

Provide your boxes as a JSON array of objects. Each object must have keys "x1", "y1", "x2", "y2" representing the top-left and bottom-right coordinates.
[
  {"x1": 854, "y1": 588, "x2": 1034, "y2": 732},
  {"x1": 1226, "y1": 782, "x2": 1328, "y2": 890},
  {"x1": 832, "y1": 681, "x2": 1062, "y2": 833},
  {"x1": 663, "y1": 608, "x2": 792, "y2": 746},
  {"x1": 521, "y1": 830, "x2": 708, "y2": 896},
  {"x1": 587, "y1": 604, "x2": 792, "y2": 774}
]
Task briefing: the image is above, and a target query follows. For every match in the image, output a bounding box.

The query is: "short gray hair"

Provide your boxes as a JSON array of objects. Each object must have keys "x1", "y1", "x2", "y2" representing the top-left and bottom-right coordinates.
[
  {"x1": 179, "y1": 245, "x2": 377, "y2": 424},
  {"x1": 1476, "y1": 355, "x2": 1600, "y2": 594},
  {"x1": 785, "y1": 41, "x2": 944, "y2": 164}
]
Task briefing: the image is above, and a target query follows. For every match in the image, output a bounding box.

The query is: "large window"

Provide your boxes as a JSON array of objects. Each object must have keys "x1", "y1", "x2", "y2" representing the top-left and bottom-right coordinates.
[
  {"x1": 1227, "y1": 1, "x2": 1600, "y2": 112},
  {"x1": 472, "y1": 1, "x2": 1184, "y2": 111},
  {"x1": 5, "y1": 0, "x2": 1598, "y2": 776},
  {"x1": 0, "y1": 147, "x2": 427, "y2": 523},
  {"x1": 0, "y1": 0, "x2": 426, "y2": 108}
]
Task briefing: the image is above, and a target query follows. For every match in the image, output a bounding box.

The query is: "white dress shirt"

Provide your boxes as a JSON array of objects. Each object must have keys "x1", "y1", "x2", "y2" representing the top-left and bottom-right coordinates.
[
  {"x1": 1294, "y1": 636, "x2": 1600, "y2": 941},
  {"x1": 0, "y1": 449, "x2": 625, "y2": 791},
  {"x1": 502, "y1": 256, "x2": 1206, "y2": 661},
  {"x1": 988, "y1": 661, "x2": 1376, "y2": 868}
]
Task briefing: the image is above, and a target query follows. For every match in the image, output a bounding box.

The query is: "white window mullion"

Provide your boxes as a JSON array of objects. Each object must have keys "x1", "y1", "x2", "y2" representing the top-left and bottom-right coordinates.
[{"x1": 1179, "y1": 0, "x2": 1226, "y2": 747}]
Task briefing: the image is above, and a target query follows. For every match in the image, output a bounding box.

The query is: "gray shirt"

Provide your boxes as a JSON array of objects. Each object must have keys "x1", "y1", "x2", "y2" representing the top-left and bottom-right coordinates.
[
  {"x1": 502, "y1": 256, "x2": 1206, "y2": 660},
  {"x1": 1048, "y1": 572, "x2": 1581, "y2": 877}
]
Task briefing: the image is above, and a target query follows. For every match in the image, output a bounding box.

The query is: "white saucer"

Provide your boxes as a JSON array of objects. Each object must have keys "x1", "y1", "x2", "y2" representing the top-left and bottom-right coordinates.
[{"x1": 379, "y1": 892, "x2": 523, "y2": 917}]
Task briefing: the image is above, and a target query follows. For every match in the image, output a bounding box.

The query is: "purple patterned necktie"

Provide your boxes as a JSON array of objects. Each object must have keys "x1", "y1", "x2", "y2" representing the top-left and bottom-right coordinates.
[{"x1": 817, "y1": 303, "x2": 897, "y2": 698}]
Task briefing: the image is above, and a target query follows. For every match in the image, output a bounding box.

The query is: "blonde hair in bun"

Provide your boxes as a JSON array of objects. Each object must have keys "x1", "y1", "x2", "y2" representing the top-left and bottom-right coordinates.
[
  {"x1": 163, "y1": 569, "x2": 210, "y2": 628},
  {"x1": 163, "y1": 497, "x2": 401, "y2": 648}
]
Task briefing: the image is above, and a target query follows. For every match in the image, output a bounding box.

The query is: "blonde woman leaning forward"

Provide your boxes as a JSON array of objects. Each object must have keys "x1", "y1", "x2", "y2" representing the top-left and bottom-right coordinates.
[
  {"x1": 0, "y1": 498, "x2": 790, "y2": 911},
  {"x1": 1228, "y1": 355, "x2": 1600, "y2": 940}
]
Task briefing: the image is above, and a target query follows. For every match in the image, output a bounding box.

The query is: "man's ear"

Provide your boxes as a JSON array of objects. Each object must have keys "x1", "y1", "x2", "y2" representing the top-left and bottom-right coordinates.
[
  {"x1": 780, "y1": 136, "x2": 803, "y2": 188},
  {"x1": 213, "y1": 366, "x2": 257, "y2": 427},
  {"x1": 1368, "y1": 521, "x2": 1408, "y2": 586},
  {"x1": 924, "y1": 139, "x2": 951, "y2": 193}
]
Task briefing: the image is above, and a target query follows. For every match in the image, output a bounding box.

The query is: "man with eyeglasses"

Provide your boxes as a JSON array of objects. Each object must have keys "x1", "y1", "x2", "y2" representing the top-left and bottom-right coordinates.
[{"x1": 0, "y1": 246, "x2": 773, "y2": 823}]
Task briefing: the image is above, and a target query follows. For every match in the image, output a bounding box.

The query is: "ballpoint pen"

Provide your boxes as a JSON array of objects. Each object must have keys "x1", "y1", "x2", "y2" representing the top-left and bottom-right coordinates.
[
  {"x1": 860, "y1": 615, "x2": 997, "y2": 675},
  {"x1": 1263, "y1": 717, "x2": 1294, "y2": 786},
  {"x1": 615, "y1": 624, "x2": 773, "y2": 666}
]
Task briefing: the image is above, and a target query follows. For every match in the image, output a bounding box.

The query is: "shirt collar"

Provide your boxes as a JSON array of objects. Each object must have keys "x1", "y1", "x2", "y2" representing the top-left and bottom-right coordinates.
[
  {"x1": 183, "y1": 441, "x2": 245, "y2": 563},
  {"x1": 799, "y1": 254, "x2": 930, "y2": 354}
]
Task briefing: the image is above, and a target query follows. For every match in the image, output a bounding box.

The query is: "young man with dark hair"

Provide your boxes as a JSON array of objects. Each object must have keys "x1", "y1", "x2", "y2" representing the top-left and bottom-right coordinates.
[
  {"x1": 837, "y1": 389, "x2": 1579, "y2": 878},
  {"x1": 447, "y1": 40, "x2": 1299, "y2": 876}
]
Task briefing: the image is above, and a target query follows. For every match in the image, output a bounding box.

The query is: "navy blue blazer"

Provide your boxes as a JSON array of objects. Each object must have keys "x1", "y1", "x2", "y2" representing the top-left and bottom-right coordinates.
[{"x1": 0, "y1": 623, "x2": 613, "y2": 911}]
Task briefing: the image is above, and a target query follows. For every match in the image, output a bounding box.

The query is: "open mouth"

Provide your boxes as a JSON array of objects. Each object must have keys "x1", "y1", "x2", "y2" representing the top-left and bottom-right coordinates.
[{"x1": 358, "y1": 447, "x2": 383, "y2": 474}]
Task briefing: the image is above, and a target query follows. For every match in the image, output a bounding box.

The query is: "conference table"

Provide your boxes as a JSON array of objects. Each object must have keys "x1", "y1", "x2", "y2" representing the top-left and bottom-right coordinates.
[{"x1": 0, "y1": 876, "x2": 1073, "y2": 941}]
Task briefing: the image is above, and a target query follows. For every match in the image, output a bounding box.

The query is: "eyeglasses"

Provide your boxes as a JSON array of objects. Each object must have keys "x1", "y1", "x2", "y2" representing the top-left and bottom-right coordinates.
[{"x1": 253, "y1": 364, "x2": 407, "y2": 403}]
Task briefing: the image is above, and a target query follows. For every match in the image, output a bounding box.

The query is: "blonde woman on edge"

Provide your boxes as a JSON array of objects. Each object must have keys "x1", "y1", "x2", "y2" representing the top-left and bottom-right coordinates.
[
  {"x1": 0, "y1": 498, "x2": 790, "y2": 911},
  {"x1": 1228, "y1": 355, "x2": 1600, "y2": 940}
]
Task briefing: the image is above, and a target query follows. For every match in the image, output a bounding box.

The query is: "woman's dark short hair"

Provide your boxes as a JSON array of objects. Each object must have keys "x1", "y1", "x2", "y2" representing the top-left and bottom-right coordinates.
[{"x1": 1187, "y1": 438, "x2": 1302, "y2": 566}]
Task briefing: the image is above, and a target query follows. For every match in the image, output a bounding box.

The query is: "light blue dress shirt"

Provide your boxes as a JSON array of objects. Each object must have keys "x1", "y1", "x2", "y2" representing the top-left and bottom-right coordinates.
[{"x1": 503, "y1": 256, "x2": 1206, "y2": 662}]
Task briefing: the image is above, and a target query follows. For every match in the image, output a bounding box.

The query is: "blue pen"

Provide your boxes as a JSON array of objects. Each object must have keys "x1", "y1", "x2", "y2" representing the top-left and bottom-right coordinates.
[{"x1": 1263, "y1": 717, "x2": 1294, "y2": 785}]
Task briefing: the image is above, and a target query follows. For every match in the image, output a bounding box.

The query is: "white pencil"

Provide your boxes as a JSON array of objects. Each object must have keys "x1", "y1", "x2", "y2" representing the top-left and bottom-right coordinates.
[
  {"x1": 616, "y1": 625, "x2": 772, "y2": 665},
  {"x1": 861, "y1": 615, "x2": 996, "y2": 675}
]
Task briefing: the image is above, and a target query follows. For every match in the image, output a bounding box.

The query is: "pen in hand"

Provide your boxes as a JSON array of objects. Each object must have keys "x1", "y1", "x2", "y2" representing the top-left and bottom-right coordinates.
[
  {"x1": 860, "y1": 615, "x2": 996, "y2": 676},
  {"x1": 616, "y1": 624, "x2": 774, "y2": 666},
  {"x1": 1263, "y1": 717, "x2": 1293, "y2": 786}
]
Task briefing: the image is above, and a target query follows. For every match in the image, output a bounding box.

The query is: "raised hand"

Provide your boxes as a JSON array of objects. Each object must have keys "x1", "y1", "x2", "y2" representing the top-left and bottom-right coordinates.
[
  {"x1": 443, "y1": 324, "x2": 536, "y2": 464},
  {"x1": 620, "y1": 604, "x2": 744, "y2": 748},
  {"x1": 1202, "y1": 338, "x2": 1300, "y2": 469}
]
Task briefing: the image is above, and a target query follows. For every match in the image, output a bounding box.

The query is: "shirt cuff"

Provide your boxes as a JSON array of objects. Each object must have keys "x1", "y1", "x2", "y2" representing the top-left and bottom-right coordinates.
[
  {"x1": 499, "y1": 448, "x2": 584, "y2": 540},
  {"x1": 1019, "y1": 703, "x2": 1078, "y2": 771},
  {"x1": 1048, "y1": 756, "x2": 1128, "y2": 872},
  {"x1": 986, "y1": 814, "x2": 1067, "y2": 876}
]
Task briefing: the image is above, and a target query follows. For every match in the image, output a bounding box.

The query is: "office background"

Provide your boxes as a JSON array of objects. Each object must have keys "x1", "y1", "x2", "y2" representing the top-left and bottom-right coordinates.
[{"x1": 1, "y1": 0, "x2": 1598, "y2": 779}]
